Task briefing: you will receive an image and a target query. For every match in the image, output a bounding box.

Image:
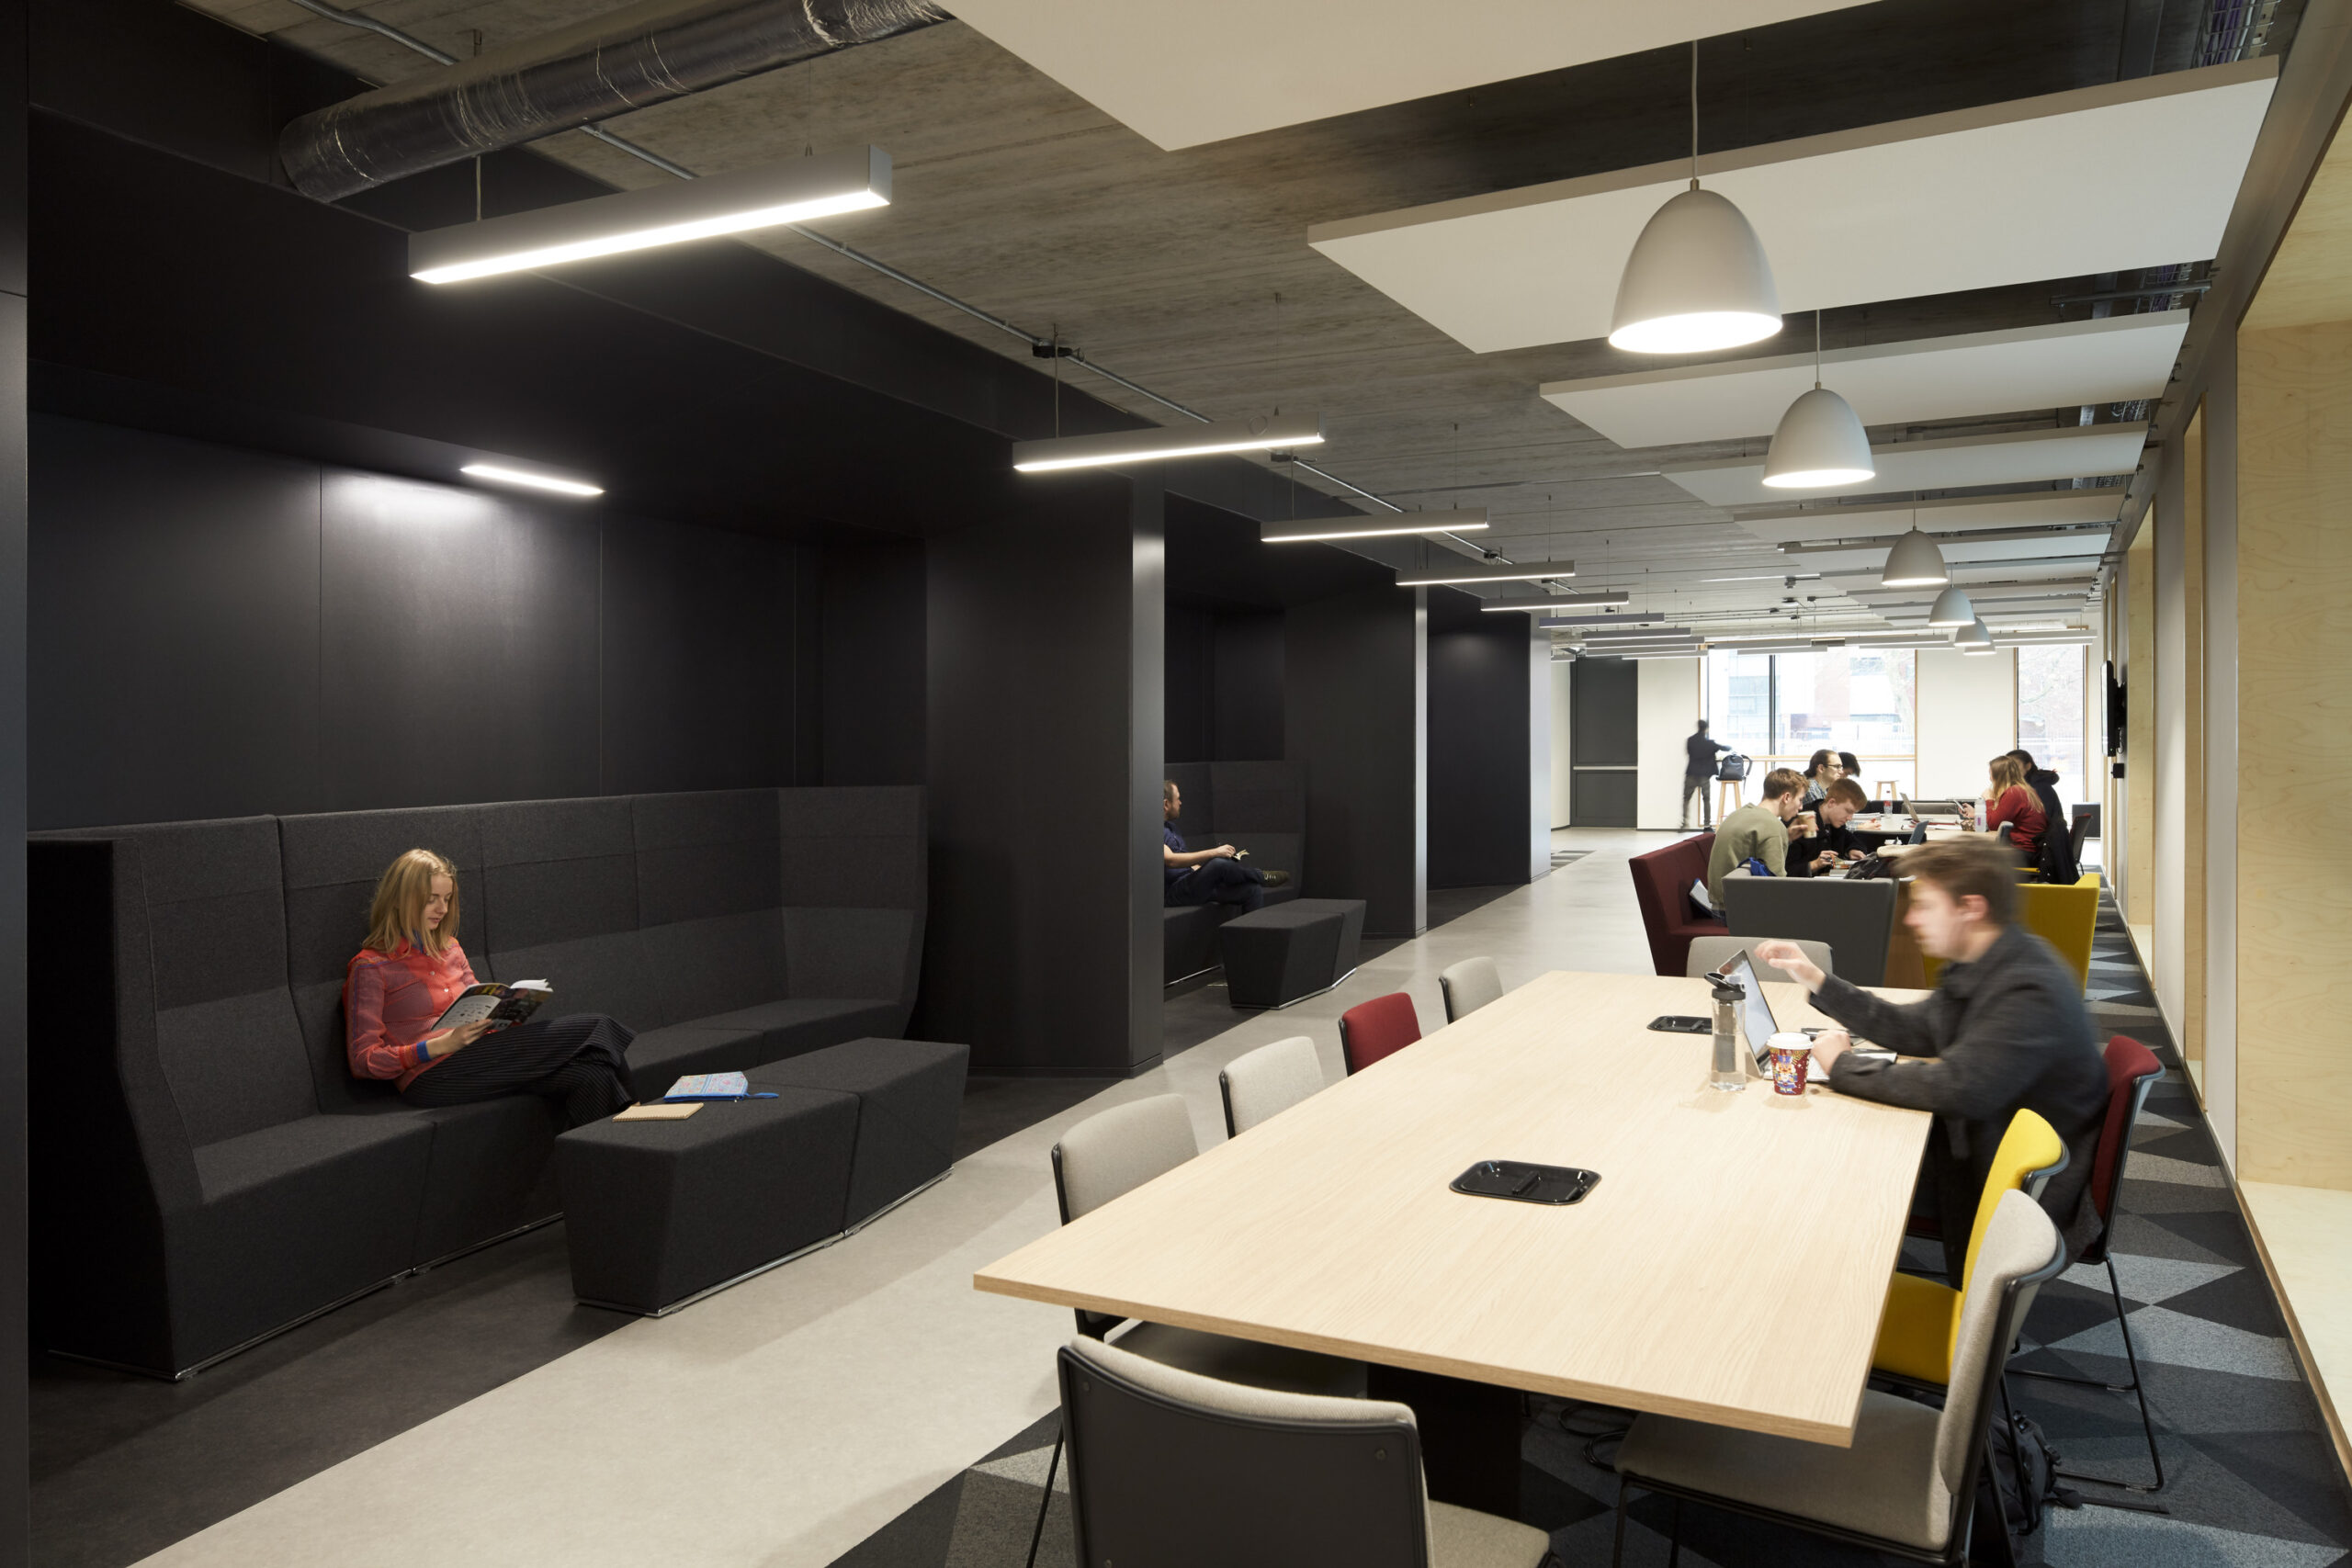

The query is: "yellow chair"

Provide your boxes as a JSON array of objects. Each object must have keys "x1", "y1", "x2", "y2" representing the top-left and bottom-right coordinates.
[
  {"x1": 1871, "y1": 1110, "x2": 2067, "y2": 1385},
  {"x1": 1922, "y1": 872, "x2": 2101, "y2": 990}
]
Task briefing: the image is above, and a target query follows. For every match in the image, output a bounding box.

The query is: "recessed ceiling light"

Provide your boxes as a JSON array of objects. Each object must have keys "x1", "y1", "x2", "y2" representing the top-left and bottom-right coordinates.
[
  {"x1": 1261, "y1": 508, "x2": 1486, "y2": 543},
  {"x1": 460, "y1": 463, "x2": 604, "y2": 498},
  {"x1": 1014, "y1": 412, "x2": 1323, "y2": 473},
  {"x1": 412, "y1": 149, "x2": 891, "y2": 285}
]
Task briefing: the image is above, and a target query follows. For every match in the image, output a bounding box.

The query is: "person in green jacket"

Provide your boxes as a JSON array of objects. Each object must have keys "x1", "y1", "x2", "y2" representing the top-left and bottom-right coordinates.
[{"x1": 1706, "y1": 767, "x2": 1807, "y2": 906}]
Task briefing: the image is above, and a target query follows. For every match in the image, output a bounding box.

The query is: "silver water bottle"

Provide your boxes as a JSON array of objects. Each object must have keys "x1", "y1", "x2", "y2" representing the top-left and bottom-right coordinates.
[{"x1": 1706, "y1": 974, "x2": 1747, "y2": 1092}]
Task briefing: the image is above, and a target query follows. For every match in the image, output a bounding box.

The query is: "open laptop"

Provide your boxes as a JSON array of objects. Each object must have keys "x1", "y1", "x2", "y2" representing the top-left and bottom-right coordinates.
[{"x1": 1712, "y1": 953, "x2": 1894, "y2": 1066}]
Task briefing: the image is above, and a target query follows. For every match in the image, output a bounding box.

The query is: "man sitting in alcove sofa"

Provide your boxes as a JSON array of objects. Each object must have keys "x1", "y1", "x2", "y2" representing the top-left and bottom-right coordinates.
[{"x1": 1162, "y1": 779, "x2": 1288, "y2": 912}]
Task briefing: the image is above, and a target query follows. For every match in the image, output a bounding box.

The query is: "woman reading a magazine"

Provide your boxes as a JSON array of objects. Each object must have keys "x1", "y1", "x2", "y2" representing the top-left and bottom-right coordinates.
[{"x1": 344, "y1": 849, "x2": 638, "y2": 1128}]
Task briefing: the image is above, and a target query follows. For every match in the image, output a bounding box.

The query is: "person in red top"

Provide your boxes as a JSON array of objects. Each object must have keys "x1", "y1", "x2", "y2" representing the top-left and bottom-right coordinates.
[
  {"x1": 345, "y1": 849, "x2": 637, "y2": 1128},
  {"x1": 1982, "y1": 753, "x2": 2047, "y2": 854}
]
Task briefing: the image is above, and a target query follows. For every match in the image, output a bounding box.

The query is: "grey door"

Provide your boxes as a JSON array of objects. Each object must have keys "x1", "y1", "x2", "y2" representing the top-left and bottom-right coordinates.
[{"x1": 1570, "y1": 657, "x2": 1638, "y2": 827}]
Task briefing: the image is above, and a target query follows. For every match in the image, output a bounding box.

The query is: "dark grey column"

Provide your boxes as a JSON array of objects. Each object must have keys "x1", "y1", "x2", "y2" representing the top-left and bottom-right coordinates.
[
  {"x1": 1428, "y1": 593, "x2": 1543, "y2": 890},
  {"x1": 1285, "y1": 584, "x2": 1425, "y2": 936},
  {"x1": 0, "y1": 0, "x2": 26, "y2": 1559},
  {"x1": 919, "y1": 470, "x2": 1163, "y2": 1074}
]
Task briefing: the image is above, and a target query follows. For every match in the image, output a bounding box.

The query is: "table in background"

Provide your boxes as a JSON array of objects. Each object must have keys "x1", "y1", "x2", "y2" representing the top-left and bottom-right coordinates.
[{"x1": 977, "y1": 972, "x2": 1934, "y2": 1507}]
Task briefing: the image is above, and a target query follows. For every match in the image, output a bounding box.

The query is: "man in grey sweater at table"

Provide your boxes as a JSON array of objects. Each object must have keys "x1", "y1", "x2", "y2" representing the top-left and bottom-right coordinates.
[{"x1": 1755, "y1": 837, "x2": 2109, "y2": 1287}]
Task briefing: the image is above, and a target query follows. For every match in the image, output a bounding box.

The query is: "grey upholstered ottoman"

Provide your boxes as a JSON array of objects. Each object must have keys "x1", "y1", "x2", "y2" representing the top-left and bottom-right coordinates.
[
  {"x1": 557, "y1": 1089, "x2": 859, "y2": 1314},
  {"x1": 748, "y1": 1039, "x2": 969, "y2": 1227},
  {"x1": 1219, "y1": 898, "x2": 1367, "y2": 1009}
]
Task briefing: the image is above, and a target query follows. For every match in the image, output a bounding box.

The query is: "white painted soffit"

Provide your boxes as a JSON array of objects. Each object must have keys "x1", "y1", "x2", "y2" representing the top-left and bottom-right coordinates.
[
  {"x1": 1792, "y1": 535, "x2": 2116, "y2": 574},
  {"x1": 1731, "y1": 491, "x2": 2122, "y2": 545},
  {"x1": 943, "y1": 0, "x2": 1873, "y2": 151},
  {"x1": 1659, "y1": 423, "x2": 2149, "y2": 508},
  {"x1": 1540, "y1": 312, "x2": 2188, "y2": 447},
  {"x1": 1307, "y1": 60, "x2": 2277, "y2": 354}
]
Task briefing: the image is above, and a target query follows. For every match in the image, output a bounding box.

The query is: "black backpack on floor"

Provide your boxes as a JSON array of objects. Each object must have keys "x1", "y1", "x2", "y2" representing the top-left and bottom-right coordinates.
[{"x1": 1988, "y1": 1406, "x2": 2081, "y2": 1535}]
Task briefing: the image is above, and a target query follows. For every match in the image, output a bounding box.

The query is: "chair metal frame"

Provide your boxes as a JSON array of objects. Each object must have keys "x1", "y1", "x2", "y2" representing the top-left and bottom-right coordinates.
[
  {"x1": 1612, "y1": 1232, "x2": 2068, "y2": 1568},
  {"x1": 2009, "y1": 1045, "x2": 2167, "y2": 1493}
]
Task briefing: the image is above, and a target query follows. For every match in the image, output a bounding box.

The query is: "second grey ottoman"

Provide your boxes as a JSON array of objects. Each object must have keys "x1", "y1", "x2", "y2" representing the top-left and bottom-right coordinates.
[{"x1": 1220, "y1": 898, "x2": 1367, "y2": 1009}]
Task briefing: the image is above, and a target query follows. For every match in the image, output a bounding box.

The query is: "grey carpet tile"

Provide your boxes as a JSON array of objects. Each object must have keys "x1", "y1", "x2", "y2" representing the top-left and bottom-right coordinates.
[
  {"x1": 2047, "y1": 1306, "x2": 2304, "y2": 1382},
  {"x1": 2042, "y1": 1507, "x2": 2347, "y2": 1568}
]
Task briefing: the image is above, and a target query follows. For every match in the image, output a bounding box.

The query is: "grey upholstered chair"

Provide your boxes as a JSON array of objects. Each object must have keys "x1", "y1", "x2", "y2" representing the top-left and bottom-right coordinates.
[
  {"x1": 1611, "y1": 1190, "x2": 2067, "y2": 1568},
  {"x1": 1059, "y1": 1336, "x2": 1556, "y2": 1568},
  {"x1": 1439, "y1": 956, "x2": 1506, "y2": 1022},
  {"x1": 1051, "y1": 1096, "x2": 1361, "y2": 1394},
  {"x1": 1720, "y1": 871, "x2": 1898, "y2": 986},
  {"x1": 1219, "y1": 1037, "x2": 1328, "y2": 1137},
  {"x1": 1684, "y1": 936, "x2": 1835, "y2": 987}
]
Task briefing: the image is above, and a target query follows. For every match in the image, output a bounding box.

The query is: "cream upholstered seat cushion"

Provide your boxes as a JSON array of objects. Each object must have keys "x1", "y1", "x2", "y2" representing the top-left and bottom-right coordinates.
[
  {"x1": 1440, "y1": 956, "x2": 1506, "y2": 1021},
  {"x1": 1222, "y1": 1035, "x2": 1328, "y2": 1134},
  {"x1": 1069, "y1": 1338, "x2": 1548, "y2": 1567},
  {"x1": 1616, "y1": 1390, "x2": 1950, "y2": 1549},
  {"x1": 1429, "y1": 1500, "x2": 1554, "y2": 1568}
]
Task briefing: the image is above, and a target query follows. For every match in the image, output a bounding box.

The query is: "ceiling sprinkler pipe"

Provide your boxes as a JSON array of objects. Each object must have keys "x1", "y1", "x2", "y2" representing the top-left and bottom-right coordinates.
[{"x1": 278, "y1": 0, "x2": 950, "y2": 201}]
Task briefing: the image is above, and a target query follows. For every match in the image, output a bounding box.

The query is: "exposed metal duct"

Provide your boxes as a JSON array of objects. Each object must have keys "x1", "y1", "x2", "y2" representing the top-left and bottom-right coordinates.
[{"x1": 278, "y1": 0, "x2": 951, "y2": 202}]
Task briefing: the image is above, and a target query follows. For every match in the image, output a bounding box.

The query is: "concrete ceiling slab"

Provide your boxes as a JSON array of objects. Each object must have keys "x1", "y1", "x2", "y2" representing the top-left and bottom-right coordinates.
[
  {"x1": 941, "y1": 0, "x2": 1875, "y2": 151},
  {"x1": 1308, "y1": 62, "x2": 2275, "y2": 354},
  {"x1": 1660, "y1": 423, "x2": 2150, "y2": 507},
  {"x1": 1540, "y1": 311, "x2": 2188, "y2": 447}
]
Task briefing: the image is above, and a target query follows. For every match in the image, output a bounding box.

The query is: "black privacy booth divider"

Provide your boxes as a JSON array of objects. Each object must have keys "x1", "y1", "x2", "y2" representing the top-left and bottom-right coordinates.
[
  {"x1": 28, "y1": 786, "x2": 927, "y2": 1377},
  {"x1": 1161, "y1": 761, "x2": 1304, "y2": 984}
]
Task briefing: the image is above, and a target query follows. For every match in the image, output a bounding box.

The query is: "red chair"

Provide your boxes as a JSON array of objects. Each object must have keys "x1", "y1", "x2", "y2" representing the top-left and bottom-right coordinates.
[
  {"x1": 2012, "y1": 1034, "x2": 2167, "y2": 1492},
  {"x1": 1337, "y1": 993, "x2": 1421, "y2": 1076},
  {"x1": 1626, "y1": 833, "x2": 1722, "y2": 977}
]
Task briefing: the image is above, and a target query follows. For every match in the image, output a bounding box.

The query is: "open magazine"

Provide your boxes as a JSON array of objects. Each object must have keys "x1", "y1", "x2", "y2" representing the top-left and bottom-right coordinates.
[{"x1": 429, "y1": 980, "x2": 551, "y2": 1034}]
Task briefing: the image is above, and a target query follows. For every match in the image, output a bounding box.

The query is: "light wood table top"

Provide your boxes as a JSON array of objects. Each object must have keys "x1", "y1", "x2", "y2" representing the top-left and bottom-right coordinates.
[{"x1": 976, "y1": 971, "x2": 1933, "y2": 1446}]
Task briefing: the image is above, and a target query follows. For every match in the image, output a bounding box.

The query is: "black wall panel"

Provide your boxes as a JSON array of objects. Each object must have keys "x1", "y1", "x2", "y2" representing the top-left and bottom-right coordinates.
[
  {"x1": 820, "y1": 536, "x2": 926, "y2": 787},
  {"x1": 1213, "y1": 612, "x2": 1283, "y2": 761},
  {"x1": 1428, "y1": 599, "x2": 1536, "y2": 889},
  {"x1": 599, "y1": 514, "x2": 797, "y2": 796},
  {"x1": 0, "y1": 0, "x2": 25, "y2": 1548},
  {"x1": 1165, "y1": 604, "x2": 1214, "y2": 764},
  {"x1": 1570, "y1": 657, "x2": 1639, "y2": 828},
  {"x1": 29, "y1": 416, "x2": 322, "y2": 827},
  {"x1": 1285, "y1": 586, "x2": 1424, "y2": 936}
]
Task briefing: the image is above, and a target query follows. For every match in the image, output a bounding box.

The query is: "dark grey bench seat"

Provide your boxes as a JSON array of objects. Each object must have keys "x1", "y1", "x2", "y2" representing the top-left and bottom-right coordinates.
[{"x1": 30, "y1": 784, "x2": 930, "y2": 1377}]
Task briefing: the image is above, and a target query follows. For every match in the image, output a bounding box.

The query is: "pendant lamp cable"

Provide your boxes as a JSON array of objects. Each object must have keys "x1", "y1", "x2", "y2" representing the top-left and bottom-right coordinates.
[
  {"x1": 1815, "y1": 309, "x2": 1824, "y2": 389},
  {"x1": 1689, "y1": 40, "x2": 1700, "y2": 192},
  {"x1": 1051, "y1": 325, "x2": 1061, "y2": 438}
]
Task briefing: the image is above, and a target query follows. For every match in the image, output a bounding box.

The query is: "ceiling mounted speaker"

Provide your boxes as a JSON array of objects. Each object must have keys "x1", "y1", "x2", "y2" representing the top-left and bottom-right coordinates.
[
  {"x1": 1762, "y1": 387, "x2": 1874, "y2": 488},
  {"x1": 1608, "y1": 187, "x2": 1782, "y2": 354},
  {"x1": 1880, "y1": 527, "x2": 1951, "y2": 588},
  {"x1": 1927, "y1": 584, "x2": 1976, "y2": 626}
]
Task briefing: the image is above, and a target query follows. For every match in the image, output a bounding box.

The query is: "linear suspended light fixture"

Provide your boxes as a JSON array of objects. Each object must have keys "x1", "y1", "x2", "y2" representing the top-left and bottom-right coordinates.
[
  {"x1": 460, "y1": 463, "x2": 604, "y2": 498},
  {"x1": 1014, "y1": 412, "x2": 1323, "y2": 473},
  {"x1": 1485, "y1": 592, "x2": 1637, "y2": 613},
  {"x1": 1261, "y1": 508, "x2": 1485, "y2": 543},
  {"x1": 412, "y1": 149, "x2": 892, "y2": 285},
  {"x1": 1608, "y1": 44, "x2": 1781, "y2": 354},
  {"x1": 1762, "y1": 311, "x2": 1874, "y2": 489},
  {"x1": 1396, "y1": 559, "x2": 1575, "y2": 588}
]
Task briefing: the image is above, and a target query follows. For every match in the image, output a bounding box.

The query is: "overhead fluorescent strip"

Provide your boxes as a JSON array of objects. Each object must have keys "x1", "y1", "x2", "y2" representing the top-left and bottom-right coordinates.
[
  {"x1": 1261, "y1": 508, "x2": 1485, "y2": 542},
  {"x1": 412, "y1": 148, "x2": 892, "y2": 285},
  {"x1": 461, "y1": 462, "x2": 604, "y2": 498},
  {"x1": 1396, "y1": 559, "x2": 1574, "y2": 587},
  {"x1": 1484, "y1": 592, "x2": 1634, "y2": 613},
  {"x1": 1014, "y1": 412, "x2": 1323, "y2": 473}
]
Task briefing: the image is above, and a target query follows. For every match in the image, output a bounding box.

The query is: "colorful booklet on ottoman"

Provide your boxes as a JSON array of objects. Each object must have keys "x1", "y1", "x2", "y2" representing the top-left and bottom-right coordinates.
[
  {"x1": 662, "y1": 1072, "x2": 775, "y2": 1102},
  {"x1": 429, "y1": 980, "x2": 551, "y2": 1034}
]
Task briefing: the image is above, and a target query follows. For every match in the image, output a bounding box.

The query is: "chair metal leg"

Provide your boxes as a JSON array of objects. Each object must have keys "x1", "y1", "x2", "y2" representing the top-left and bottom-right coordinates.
[
  {"x1": 2027, "y1": 1256, "x2": 2165, "y2": 1494},
  {"x1": 1024, "y1": 1426, "x2": 1063, "y2": 1568},
  {"x1": 1666, "y1": 1497, "x2": 1682, "y2": 1568},
  {"x1": 1611, "y1": 1478, "x2": 1630, "y2": 1568}
]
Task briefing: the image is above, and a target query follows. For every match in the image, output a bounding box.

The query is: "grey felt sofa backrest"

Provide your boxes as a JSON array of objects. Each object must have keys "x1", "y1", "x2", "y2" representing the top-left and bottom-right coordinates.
[{"x1": 1158, "y1": 761, "x2": 1305, "y2": 890}]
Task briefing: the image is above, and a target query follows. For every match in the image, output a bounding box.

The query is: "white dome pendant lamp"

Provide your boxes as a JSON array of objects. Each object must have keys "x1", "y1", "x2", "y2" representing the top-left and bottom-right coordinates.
[
  {"x1": 1608, "y1": 43, "x2": 1781, "y2": 355},
  {"x1": 1880, "y1": 508, "x2": 1951, "y2": 589},
  {"x1": 1954, "y1": 617, "x2": 1994, "y2": 649},
  {"x1": 1927, "y1": 583, "x2": 1976, "y2": 626},
  {"x1": 1762, "y1": 310, "x2": 1874, "y2": 488}
]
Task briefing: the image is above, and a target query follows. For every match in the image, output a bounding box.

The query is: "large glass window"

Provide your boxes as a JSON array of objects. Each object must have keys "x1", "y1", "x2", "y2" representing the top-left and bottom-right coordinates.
[
  {"x1": 2016, "y1": 645, "x2": 2089, "y2": 812},
  {"x1": 1703, "y1": 648, "x2": 1918, "y2": 797}
]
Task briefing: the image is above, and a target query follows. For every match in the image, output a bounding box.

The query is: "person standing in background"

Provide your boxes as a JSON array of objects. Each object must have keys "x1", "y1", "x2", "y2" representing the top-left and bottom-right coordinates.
[{"x1": 1681, "y1": 719, "x2": 1732, "y2": 830}]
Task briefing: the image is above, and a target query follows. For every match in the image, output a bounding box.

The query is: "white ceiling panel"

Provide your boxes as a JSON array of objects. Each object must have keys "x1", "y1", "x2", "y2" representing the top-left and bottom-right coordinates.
[
  {"x1": 1731, "y1": 491, "x2": 2123, "y2": 544},
  {"x1": 943, "y1": 0, "x2": 1873, "y2": 151},
  {"x1": 1539, "y1": 312, "x2": 2188, "y2": 447},
  {"x1": 1308, "y1": 62, "x2": 2275, "y2": 354},
  {"x1": 1792, "y1": 535, "x2": 2116, "y2": 574},
  {"x1": 1660, "y1": 423, "x2": 2149, "y2": 508}
]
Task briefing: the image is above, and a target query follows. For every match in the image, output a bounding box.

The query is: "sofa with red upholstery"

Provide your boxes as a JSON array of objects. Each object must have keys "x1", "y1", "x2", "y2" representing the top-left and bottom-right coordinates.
[{"x1": 1627, "y1": 833, "x2": 1724, "y2": 976}]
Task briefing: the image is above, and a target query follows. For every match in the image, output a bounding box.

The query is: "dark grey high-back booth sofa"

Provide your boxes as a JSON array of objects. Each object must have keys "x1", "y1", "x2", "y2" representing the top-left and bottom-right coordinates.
[
  {"x1": 1161, "y1": 761, "x2": 1303, "y2": 983},
  {"x1": 29, "y1": 786, "x2": 925, "y2": 1378}
]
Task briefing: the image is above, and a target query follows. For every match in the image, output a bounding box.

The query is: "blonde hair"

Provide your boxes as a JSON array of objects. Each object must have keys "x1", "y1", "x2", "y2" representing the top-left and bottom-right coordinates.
[
  {"x1": 1988, "y1": 755, "x2": 2027, "y2": 794},
  {"x1": 365, "y1": 849, "x2": 460, "y2": 956}
]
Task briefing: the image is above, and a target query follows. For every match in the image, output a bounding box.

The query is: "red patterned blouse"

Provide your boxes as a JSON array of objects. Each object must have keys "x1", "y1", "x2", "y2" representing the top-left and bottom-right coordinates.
[{"x1": 344, "y1": 939, "x2": 479, "y2": 1089}]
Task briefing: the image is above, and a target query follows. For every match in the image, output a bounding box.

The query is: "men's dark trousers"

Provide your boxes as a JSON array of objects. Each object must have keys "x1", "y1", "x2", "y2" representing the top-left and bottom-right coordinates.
[
  {"x1": 1167, "y1": 858, "x2": 1268, "y2": 913},
  {"x1": 402, "y1": 1012, "x2": 639, "y2": 1129},
  {"x1": 1680, "y1": 773, "x2": 1714, "y2": 829}
]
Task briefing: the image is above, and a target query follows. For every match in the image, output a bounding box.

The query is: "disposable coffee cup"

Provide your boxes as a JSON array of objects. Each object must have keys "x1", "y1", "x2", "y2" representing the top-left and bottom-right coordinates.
[{"x1": 1767, "y1": 1032, "x2": 1813, "y2": 1096}]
